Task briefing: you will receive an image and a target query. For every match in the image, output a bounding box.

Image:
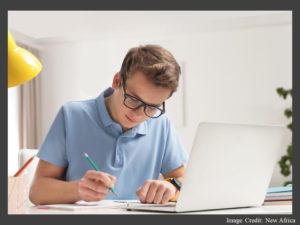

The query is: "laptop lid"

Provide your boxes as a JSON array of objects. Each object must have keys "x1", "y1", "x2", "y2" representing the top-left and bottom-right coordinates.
[{"x1": 176, "y1": 122, "x2": 286, "y2": 212}]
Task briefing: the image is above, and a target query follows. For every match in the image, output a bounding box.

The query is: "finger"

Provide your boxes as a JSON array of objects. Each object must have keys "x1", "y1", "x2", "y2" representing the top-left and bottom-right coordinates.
[
  {"x1": 85, "y1": 171, "x2": 113, "y2": 187},
  {"x1": 82, "y1": 191, "x2": 106, "y2": 202},
  {"x1": 145, "y1": 182, "x2": 159, "y2": 203},
  {"x1": 79, "y1": 185, "x2": 107, "y2": 202},
  {"x1": 136, "y1": 180, "x2": 152, "y2": 203},
  {"x1": 161, "y1": 189, "x2": 173, "y2": 204},
  {"x1": 153, "y1": 183, "x2": 166, "y2": 204},
  {"x1": 79, "y1": 177, "x2": 108, "y2": 193},
  {"x1": 106, "y1": 174, "x2": 117, "y2": 186}
]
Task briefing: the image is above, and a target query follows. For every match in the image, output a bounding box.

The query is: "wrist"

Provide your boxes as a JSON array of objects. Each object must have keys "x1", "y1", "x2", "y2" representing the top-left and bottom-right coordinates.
[
  {"x1": 72, "y1": 181, "x2": 82, "y2": 202},
  {"x1": 164, "y1": 178, "x2": 181, "y2": 191},
  {"x1": 164, "y1": 178, "x2": 182, "y2": 202}
]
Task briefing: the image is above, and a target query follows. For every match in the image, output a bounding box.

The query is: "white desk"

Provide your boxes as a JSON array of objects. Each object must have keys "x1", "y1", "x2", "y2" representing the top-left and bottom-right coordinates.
[{"x1": 25, "y1": 203, "x2": 292, "y2": 215}]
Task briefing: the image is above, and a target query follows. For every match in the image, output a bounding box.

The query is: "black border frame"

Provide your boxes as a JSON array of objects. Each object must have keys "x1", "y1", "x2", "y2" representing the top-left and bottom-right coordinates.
[{"x1": 1, "y1": 1, "x2": 298, "y2": 225}]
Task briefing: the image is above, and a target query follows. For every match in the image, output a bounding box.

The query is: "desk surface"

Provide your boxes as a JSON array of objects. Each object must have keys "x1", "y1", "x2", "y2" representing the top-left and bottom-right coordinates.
[{"x1": 25, "y1": 203, "x2": 292, "y2": 215}]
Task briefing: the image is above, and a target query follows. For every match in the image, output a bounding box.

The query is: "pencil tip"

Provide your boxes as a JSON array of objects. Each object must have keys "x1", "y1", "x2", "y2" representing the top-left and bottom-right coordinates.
[
  {"x1": 84, "y1": 153, "x2": 88, "y2": 157},
  {"x1": 110, "y1": 188, "x2": 118, "y2": 196}
]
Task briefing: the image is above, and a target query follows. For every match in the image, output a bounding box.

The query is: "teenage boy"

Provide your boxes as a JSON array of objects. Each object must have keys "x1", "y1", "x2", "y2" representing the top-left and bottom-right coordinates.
[{"x1": 29, "y1": 45, "x2": 188, "y2": 205}]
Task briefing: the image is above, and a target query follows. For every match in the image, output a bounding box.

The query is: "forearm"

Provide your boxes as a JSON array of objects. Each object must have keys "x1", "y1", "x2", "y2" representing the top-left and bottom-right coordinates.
[{"x1": 29, "y1": 177, "x2": 80, "y2": 205}]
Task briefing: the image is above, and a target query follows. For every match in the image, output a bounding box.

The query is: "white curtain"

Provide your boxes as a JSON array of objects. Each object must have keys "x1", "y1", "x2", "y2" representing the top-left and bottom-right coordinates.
[{"x1": 16, "y1": 42, "x2": 42, "y2": 149}]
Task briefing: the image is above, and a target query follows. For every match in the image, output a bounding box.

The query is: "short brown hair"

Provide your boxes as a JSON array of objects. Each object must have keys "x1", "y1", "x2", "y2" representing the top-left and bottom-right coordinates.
[{"x1": 120, "y1": 44, "x2": 181, "y2": 94}]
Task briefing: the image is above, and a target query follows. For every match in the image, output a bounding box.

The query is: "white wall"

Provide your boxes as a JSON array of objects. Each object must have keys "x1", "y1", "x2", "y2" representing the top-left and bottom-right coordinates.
[
  {"x1": 8, "y1": 87, "x2": 20, "y2": 176},
  {"x1": 10, "y1": 12, "x2": 292, "y2": 185},
  {"x1": 38, "y1": 21, "x2": 292, "y2": 185}
]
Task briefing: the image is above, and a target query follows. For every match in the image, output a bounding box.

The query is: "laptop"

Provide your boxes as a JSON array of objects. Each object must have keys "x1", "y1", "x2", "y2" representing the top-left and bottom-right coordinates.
[{"x1": 126, "y1": 122, "x2": 286, "y2": 212}]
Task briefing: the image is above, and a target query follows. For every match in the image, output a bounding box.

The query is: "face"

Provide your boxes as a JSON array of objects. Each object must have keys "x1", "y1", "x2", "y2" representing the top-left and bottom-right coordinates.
[{"x1": 107, "y1": 71, "x2": 172, "y2": 131}]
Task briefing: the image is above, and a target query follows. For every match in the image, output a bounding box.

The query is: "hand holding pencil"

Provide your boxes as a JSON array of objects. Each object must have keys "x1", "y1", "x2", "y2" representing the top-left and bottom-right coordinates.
[{"x1": 77, "y1": 153, "x2": 117, "y2": 202}]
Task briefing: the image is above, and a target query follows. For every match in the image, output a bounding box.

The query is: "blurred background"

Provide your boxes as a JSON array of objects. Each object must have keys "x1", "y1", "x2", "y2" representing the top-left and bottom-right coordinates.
[{"x1": 8, "y1": 11, "x2": 292, "y2": 185}]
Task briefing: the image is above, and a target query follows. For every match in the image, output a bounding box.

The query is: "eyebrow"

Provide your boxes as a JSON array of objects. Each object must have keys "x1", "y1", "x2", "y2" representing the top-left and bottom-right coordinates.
[{"x1": 126, "y1": 90, "x2": 163, "y2": 107}]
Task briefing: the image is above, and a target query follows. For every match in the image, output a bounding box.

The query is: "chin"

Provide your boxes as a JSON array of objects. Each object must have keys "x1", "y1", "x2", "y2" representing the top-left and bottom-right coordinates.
[
  {"x1": 120, "y1": 118, "x2": 134, "y2": 129},
  {"x1": 125, "y1": 121, "x2": 137, "y2": 128}
]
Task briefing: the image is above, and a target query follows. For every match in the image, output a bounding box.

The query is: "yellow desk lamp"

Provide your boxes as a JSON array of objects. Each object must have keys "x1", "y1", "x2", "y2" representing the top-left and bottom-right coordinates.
[{"x1": 8, "y1": 31, "x2": 42, "y2": 88}]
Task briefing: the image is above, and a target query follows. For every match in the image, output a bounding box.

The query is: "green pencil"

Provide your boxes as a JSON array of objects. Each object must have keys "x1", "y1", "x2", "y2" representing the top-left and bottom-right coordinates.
[{"x1": 84, "y1": 153, "x2": 118, "y2": 196}]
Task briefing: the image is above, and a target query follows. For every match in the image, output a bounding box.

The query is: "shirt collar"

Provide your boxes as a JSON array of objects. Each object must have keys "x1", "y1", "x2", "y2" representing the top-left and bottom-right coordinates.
[
  {"x1": 96, "y1": 87, "x2": 148, "y2": 136},
  {"x1": 97, "y1": 87, "x2": 115, "y2": 127},
  {"x1": 130, "y1": 121, "x2": 148, "y2": 136}
]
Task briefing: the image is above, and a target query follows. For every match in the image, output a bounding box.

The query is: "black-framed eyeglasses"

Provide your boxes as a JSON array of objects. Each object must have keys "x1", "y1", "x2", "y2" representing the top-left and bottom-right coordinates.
[{"x1": 121, "y1": 77, "x2": 165, "y2": 118}]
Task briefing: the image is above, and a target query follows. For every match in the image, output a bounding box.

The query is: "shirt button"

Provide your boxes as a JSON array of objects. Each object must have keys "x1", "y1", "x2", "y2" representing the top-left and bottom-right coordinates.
[{"x1": 115, "y1": 138, "x2": 123, "y2": 167}]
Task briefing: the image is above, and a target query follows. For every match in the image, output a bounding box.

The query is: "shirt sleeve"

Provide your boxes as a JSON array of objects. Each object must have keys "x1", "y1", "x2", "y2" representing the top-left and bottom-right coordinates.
[
  {"x1": 160, "y1": 119, "x2": 188, "y2": 175},
  {"x1": 37, "y1": 107, "x2": 68, "y2": 168}
]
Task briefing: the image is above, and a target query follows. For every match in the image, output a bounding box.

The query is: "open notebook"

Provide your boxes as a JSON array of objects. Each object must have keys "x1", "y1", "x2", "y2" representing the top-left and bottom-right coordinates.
[{"x1": 37, "y1": 200, "x2": 139, "y2": 211}]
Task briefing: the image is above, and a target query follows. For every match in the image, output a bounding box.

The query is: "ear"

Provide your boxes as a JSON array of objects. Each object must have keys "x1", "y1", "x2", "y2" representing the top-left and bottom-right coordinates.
[{"x1": 112, "y1": 72, "x2": 122, "y2": 89}]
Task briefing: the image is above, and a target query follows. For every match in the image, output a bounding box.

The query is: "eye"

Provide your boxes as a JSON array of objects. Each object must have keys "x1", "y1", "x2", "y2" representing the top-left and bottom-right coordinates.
[
  {"x1": 125, "y1": 95, "x2": 143, "y2": 108},
  {"x1": 145, "y1": 106, "x2": 160, "y2": 116},
  {"x1": 147, "y1": 106, "x2": 158, "y2": 112},
  {"x1": 129, "y1": 96, "x2": 141, "y2": 103}
]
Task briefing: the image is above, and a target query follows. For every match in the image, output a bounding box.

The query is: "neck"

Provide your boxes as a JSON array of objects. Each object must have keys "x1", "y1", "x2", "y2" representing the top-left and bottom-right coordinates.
[
  {"x1": 104, "y1": 95, "x2": 115, "y2": 121},
  {"x1": 104, "y1": 95, "x2": 129, "y2": 132}
]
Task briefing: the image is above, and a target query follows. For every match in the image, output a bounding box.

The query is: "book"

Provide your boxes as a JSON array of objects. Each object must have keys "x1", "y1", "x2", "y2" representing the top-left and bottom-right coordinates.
[
  {"x1": 265, "y1": 195, "x2": 292, "y2": 201},
  {"x1": 266, "y1": 192, "x2": 292, "y2": 197},
  {"x1": 265, "y1": 186, "x2": 293, "y2": 202},
  {"x1": 263, "y1": 200, "x2": 292, "y2": 206},
  {"x1": 267, "y1": 186, "x2": 292, "y2": 194}
]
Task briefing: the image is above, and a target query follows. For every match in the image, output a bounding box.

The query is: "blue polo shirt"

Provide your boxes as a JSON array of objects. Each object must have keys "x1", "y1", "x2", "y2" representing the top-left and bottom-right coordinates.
[{"x1": 37, "y1": 88, "x2": 188, "y2": 200}]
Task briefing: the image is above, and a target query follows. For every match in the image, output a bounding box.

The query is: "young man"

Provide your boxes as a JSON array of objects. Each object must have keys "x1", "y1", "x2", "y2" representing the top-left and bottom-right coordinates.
[{"x1": 29, "y1": 45, "x2": 188, "y2": 205}]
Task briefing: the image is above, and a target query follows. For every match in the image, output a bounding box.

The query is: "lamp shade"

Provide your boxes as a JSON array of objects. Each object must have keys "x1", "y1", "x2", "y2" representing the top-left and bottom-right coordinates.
[{"x1": 8, "y1": 31, "x2": 42, "y2": 88}]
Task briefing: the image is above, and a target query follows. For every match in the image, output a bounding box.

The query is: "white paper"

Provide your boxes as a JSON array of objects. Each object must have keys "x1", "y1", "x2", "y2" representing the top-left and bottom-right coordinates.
[{"x1": 37, "y1": 200, "x2": 139, "y2": 211}]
